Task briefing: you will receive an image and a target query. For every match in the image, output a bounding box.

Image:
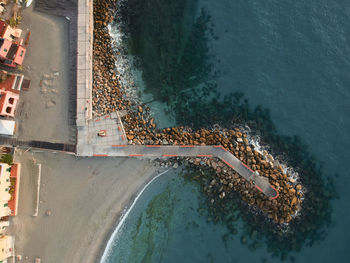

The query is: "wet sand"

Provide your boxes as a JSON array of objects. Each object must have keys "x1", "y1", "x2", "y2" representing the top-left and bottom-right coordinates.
[
  {"x1": 15, "y1": 5, "x2": 75, "y2": 143},
  {"x1": 11, "y1": 149, "x2": 157, "y2": 263}
]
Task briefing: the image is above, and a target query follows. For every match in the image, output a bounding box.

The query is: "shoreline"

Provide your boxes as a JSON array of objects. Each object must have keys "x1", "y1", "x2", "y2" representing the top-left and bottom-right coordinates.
[
  {"x1": 99, "y1": 168, "x2": 171, "y2": 263},
  {"x1": 13, "y1": 149, "x2": 160, "y2": 263}
]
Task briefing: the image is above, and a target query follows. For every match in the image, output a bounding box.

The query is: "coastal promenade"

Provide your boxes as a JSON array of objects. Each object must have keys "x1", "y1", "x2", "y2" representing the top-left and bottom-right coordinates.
[{"x1": 75, "y1": 0, "x2": 278, "y2": 199}]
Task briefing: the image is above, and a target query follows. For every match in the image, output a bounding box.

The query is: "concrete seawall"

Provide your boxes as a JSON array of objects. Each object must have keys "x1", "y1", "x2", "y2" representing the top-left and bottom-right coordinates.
[{"x1": 76, "y1": 0, "x2": 93, "y2": 153}]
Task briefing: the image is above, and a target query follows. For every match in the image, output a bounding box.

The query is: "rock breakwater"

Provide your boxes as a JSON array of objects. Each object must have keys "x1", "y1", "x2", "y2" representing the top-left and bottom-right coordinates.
[
  {"x1": 93, "y1": 0, "x2": 124, "y2": 116},
  {"x1": 92, "y1": 0, "x2": 302, "y2": 224}
]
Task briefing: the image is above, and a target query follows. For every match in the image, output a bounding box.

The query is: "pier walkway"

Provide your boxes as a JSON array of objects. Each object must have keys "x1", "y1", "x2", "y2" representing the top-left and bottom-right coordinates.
[{"x1": 92, "y1": 144, "x2": 278, "y2": 199}]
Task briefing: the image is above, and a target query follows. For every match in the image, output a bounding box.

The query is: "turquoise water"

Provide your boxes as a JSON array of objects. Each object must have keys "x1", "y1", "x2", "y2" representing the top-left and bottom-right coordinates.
[
  {"x1": 103, "y1": 170, "x2": 273, "y2": 263},
  {"x1": 103, "y1": 0, "x2": 350, "y2": 262}
]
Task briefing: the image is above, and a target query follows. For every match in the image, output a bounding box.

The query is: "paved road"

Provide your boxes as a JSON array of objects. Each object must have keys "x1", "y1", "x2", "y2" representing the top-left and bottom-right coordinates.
[{"x1": 94, "y1": 145, "x2": 279, "y2": 199}]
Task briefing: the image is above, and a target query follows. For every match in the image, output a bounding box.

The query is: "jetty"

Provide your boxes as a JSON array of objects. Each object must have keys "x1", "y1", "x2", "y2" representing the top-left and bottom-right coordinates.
[{"x1": 71, "y1": 0, "x2": 279, "y2": 199}]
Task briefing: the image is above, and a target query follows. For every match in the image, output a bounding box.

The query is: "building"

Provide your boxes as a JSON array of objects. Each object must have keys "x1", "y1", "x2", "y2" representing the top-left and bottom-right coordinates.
[
  {"x1": 0, "y1": 92, "x2": 18, "y2": 118},
  {"x1": 0, "y1": 71, "x2": 24, "y2": 118},
  {"x1": 0, "y1": 20, "x2": 22, "y2": 43},
  {"x1": 0, "y1": 38, "x2": 26, "y2": 68},
  {"x1": 0, "y1": 162, "x2": 20, "y2": 218},
  {"x1": 0, "y1": 21, "x2": 27, "y2": 68},
  {"x1": 0, "y1": 163, "x2": 12, "y2": 218},
  {"x1": 0, "y1": 71, "x2": 23, "y2": 93},
  {"x1": 0, "y1": 120, "x2": 15, "y2": 136},
  {"x1": 0, "y1": 160, "x2": 20, "y2": 263},
  {"x1": 0, "y1": 235, "x2": 14, "y2": 262},
  {"x1": 7, "y1": 163, "x2": 20, "y2": 217}
]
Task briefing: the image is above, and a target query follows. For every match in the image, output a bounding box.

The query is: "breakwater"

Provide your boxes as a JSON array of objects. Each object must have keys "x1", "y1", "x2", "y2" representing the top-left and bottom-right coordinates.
[{"x1": 89, "y1": 0, "x2": 304, "y2": 224}]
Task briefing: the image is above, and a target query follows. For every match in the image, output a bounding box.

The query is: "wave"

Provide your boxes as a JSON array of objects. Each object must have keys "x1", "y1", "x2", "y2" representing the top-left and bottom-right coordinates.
[{"x1": 108, "y1": 23, "x2": 143, "y2": 104}]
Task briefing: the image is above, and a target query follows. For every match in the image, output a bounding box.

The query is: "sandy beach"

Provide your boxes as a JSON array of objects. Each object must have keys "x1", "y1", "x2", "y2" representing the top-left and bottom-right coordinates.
[
  {"x1": 11, "y1": 149, "x2": 158, "y2": 263},
  {"x1": 15, "y1": 4, "x2": 75, "y2": 144},
  {"x1": 3, "y1": 2, "x2": 162, "y2": 262}
]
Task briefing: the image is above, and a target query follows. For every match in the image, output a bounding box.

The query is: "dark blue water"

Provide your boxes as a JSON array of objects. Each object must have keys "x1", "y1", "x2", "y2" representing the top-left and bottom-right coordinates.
[{"x1": 103, "y1": 0, "x2": 350, "y2": 262}]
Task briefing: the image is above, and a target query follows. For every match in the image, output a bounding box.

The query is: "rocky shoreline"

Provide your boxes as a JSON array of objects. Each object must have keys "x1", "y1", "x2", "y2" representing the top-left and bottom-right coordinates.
[{"x1": 92, "y1": 0, "x2": 302, "y2": 224}]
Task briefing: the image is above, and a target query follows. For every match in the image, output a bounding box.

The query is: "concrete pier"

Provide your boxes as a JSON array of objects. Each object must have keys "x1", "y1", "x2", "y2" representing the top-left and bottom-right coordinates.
[{"x1": 77, "y1": 0, "x2": 94, "y2": 153}]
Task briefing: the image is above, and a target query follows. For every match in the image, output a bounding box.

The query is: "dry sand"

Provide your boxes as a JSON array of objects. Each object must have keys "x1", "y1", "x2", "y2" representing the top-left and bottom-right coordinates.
[
  {"x1": 15, "y1": 5, "x2": 75, "y2": 143},
  {"x1": 4, "y1": 3, "x2": 159, "y2": 263},
  {"x1": 10, "y1": 149, "x2": 158, "y2": 263}
]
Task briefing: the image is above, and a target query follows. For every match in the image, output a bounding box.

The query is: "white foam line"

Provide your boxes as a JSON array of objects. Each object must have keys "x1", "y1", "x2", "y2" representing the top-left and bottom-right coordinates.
[{"x1": 100, "y1": 168, "x2": 171, "y2": 263}]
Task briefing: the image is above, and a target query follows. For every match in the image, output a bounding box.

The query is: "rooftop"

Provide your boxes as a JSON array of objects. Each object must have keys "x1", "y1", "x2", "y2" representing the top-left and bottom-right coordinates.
[
  {"x1": 0, "y1": 119, "x2": 15, "y2": 135},
  {"x1": 6, "y1": 42, "x2": 18, "y2": 60}
]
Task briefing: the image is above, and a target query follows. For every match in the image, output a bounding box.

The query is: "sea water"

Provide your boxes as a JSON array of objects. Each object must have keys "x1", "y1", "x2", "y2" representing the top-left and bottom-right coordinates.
[{"x1": 102, "y1": 0, "x2": 350, "y2": 262}]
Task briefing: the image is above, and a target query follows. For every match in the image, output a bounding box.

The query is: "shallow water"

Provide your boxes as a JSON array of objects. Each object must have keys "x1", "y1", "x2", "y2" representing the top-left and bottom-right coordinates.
[
  {"x1": 103, "y1": 0, "x2": 350, "y2": 262},
  {"x1": 103, "y1": 170, "x2": 271, "y2": 263}
]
